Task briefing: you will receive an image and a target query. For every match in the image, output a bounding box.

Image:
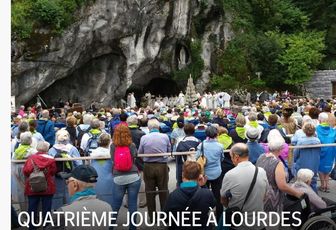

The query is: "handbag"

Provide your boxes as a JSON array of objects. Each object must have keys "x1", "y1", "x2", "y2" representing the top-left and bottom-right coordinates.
[
  {"x1": 279, "y1": 155, "x2": 294, "y2": 182},
  {"x1": 196, "y1": 142, "x2": 207, "y2": 175},
  {"x1": 224, "y1": 166, "x2": 258, "y2": 227}
]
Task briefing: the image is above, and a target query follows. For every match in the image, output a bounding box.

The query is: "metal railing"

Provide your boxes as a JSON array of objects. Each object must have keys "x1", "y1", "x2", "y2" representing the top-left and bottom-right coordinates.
[
  {"x1": 11, "y1": 143, "x2": 336, "y2": 164},
  {"x1": 11, "y1": 143, "x2": 336, "y2": 212}
]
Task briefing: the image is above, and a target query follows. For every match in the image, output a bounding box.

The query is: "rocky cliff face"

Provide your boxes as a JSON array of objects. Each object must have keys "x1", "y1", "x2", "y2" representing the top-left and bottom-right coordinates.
[{"x1": 11, "y1": 0, "x2": 233, "y2": 108}]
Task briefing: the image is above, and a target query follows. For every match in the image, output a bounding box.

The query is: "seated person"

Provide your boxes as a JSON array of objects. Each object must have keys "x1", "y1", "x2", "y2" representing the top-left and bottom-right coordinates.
[
  {"x1": 291, "y1": 169, "x2": 327, "y2": 211},
  {"x1": 164, "y1": 161, "x2": 216, "y2": 229}
]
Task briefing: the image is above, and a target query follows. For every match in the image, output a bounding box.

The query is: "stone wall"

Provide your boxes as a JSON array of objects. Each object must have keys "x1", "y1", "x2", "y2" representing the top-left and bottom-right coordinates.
[{"x1": 305, "y1": 70, "x2": 336, "y2": 99}]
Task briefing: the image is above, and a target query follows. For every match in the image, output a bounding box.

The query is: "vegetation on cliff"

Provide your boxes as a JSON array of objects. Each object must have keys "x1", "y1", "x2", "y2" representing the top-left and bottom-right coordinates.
[{"x1": 210, "y1": 0, "x2": 329, "y2": 92}]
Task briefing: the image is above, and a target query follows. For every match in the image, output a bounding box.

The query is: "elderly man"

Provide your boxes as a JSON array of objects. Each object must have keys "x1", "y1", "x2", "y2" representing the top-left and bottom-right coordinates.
[
  {"x1": 220, "y1": 143, "x2": 268, "y2": 229},
  {"x1": 138, "y1": 118, "x2": 171, "y2": 219},
  {"x1": 37, "y1": 110, "x2": 55, "y2": 146},
  {"x1": 46, "y1": 165, "x2": 112, "y2": 229}
]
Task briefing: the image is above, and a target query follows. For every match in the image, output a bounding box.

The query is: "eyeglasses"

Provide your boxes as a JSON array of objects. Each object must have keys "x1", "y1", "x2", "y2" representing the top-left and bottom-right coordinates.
[{"x1": 65, "y1": 179, "x2": 76, "y2": 185}]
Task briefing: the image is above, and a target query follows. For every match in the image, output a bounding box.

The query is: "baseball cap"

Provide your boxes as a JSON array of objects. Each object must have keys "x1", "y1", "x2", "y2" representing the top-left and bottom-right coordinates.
[
  {"x1": 246, "y1": 127, "x2": 260, "y2": 141},
  {"x1": 62, "y1": 165, "x2": 98, "y2": 183}
]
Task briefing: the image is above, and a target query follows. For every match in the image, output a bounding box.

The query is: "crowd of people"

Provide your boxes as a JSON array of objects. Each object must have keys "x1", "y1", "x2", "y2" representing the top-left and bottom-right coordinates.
[{"x1": 10, "y1": 94, "x2": 336, "y2": 229}]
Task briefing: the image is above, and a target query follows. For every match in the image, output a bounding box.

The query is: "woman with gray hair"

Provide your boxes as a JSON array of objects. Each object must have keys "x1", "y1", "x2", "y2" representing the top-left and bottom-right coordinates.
[
  {"x1": 48, "y1": 129, "x2": 82, "y2": 210},
  {"x1": 48, "y1": 129, "x2": 82, "y2": 167},
  {"x1": 292, "y1": 169, "x2": 326, "y2": 211},
  {"x1": 256, "y1": 133, "x2": 303, "y2": 213},
  {"x1": 12, "y1": 131, "x2": 37, "y2": 160},
  {"x1": 23, "y1": 141, "x2": 57, "y2": 229}
]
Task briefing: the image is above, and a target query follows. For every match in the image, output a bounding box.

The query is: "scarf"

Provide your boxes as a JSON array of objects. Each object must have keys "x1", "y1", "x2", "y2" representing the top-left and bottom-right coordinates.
[
  {"x1": 70, "y1": 187, "x2": 96, "y2": 203},
  {"x1": 235, "y1": 127, "x2": 246, "y2": 140},
  {"x1": 150, "y1": 129, "x2": 159, "y2": 133},
  {"x1": 218, "y1": 134, "x2": 233, "y2": 149},
  {"x1": 14, "y1": 144, "x2": 31, "y2": 160},
  {"x1": 320, "y1": 122, "x2": 329, "y2": 127},
  {"x1": 90, "y1": 129, "x2": 101, "y2": 135},
  {"x1": 248, "y1": 121, "x2": 259, "y2": 128},
  {"x1": 128, "y1": 125, "x2": 138, "y2": 129}
]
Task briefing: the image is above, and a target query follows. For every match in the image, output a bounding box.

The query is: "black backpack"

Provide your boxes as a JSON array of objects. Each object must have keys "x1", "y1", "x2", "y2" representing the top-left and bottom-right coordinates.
[
  {"x1": 76, "y1": 126, "x2": 91, "y2": 148},
  {"x1": 52, "y1": 147, "x2": 74, "y2": 177}
]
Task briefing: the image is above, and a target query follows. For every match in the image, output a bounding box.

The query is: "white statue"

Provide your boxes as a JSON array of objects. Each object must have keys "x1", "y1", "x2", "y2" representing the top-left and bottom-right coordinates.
[{"x1": 130, "y1": 92, "x2": 136, "y2": 108}]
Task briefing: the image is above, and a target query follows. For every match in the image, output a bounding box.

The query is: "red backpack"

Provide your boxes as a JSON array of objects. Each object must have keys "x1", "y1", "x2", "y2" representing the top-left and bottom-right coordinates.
[{"x1": 113, "y1": 146, "x2": 133, "y2": 172}]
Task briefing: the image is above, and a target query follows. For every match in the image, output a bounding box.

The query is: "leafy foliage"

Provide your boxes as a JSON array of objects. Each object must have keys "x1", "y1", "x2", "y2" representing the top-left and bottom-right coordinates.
[
  {"x1": 11, "y1": 0, "x2": 93, "y2": 39},
  {"x1": 211, "y1": 0, "x2": 327, "y2": 91},
  {"x1": 272, "y1": 31, "x2": 325, "y2": 85}
]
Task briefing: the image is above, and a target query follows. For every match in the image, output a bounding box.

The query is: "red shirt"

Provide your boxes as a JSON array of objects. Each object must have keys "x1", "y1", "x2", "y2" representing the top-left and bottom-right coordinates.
[{"x1": 23, "y1": 152, "x2": 57, "y2": 196}]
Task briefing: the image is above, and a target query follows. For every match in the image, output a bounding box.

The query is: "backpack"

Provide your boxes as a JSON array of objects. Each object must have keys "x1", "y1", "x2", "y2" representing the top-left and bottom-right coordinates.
[
  {"x1": 113, "y1": 146, "x2": 133, "y2": 172},
  {"x1": 76, "y1": 126, "x2": 91, "y2": 148},
  {"x1": 53, "y1": 147, "x2": 74, "y2": 176},
  {"x1": 29, "y1": 158, "x2": 48, "y2": 193},
  {"x1": 84, "y1": 132, "x2": 100, "y2": 156},
  {"x1": 13, "y1": 140, "x2": 20, "y2": 152}
]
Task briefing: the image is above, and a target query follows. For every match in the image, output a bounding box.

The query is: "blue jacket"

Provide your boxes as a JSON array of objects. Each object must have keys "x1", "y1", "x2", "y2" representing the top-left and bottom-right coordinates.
[
  {"x1": 316, "y1": 125, "x2": 336, "y2": 173},
  {"x1": 36, "y1": 119, "x2": 55, "y2": 146},
  {"x1": 195, "y1": 139, "x2": 224, "y2": 180},
  {"x1": 294, "y1": 136, "x2": 321, "y2": 174},
  {"x1": 247, "y1": 141, "x2": 265, "y2": 164}
]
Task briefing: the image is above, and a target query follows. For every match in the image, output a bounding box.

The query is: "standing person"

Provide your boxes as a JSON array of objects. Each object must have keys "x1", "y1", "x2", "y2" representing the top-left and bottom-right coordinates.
[
  {"x1": 127, "y1": 115, "x2": 146, "y2": 207},
  {"x1": 256, "y1": 134, "x2": 303, "y2": 213},
  {"x1": 138, "y1": 118, "x2": 171, "y2": 220},
  {"x1": 48, "y1": 129, "x2": 82, "y2": 209},
  {"x1": 175, "y1": 123, "x2": 200, "y2": 186},
  {"x1": 294, "y1": 123, "x2": 321, "y2": 192},
  {"x1": 28, "y1": 119, "x2": 45, "y2": 149},
  {"x1": 54, "y1": 165, "x2": 112, "y2": 229},
  {"x1": 212, "y1": 109, "x2": 229, "y2": 128},
  {"x1": 76, "y1": 113, "x2": 94, "y2": 151},
  {"x1": 36, "y1": 110, "x2": 55, "y2": 146},
  {"x1": 12, "y1": 132, "x2": 37, "y2": 160},
  {"x1": 110, "y1": 124, "x2": 141, "y2": 230},
  {"x1": 229, "y1": 114, "x2": 247, "y2": 143},
  {"x1": 195, "y1": 126, "x2": 224, "y2": 220},
  {"x1": 164, "y1": 161, "x2": 216, "y2": 229},
  {"x1": 245, "y1": 127, "x2": 264, "y2": 164},
  {"x1": 80, "y1": 118, "x2": 103, "y2": 156},
  {"x1": 11, "y1": 121, "x2": 29, "y2": 156},
  {"x1": 23, "y1": 141, "x2": 56, "y2": 230},
  {"x1": 220, "y1": 143, "x2": 268, "y2": 230},
  {"x1": 279, "y1": 104, "x2": 297, "y2": 135},
  {"x1": 245, "y1": 112, "x2": 264, "y2": 135},
  {"x1": 316, "y1": 112, "x2": 336, "y2": 192},
  {"x1": 64, "y1": 116, "x2": 77, "y2": 146},
  {"x1": 170, "y1": 117, "x2": 186, "y2": 152}
]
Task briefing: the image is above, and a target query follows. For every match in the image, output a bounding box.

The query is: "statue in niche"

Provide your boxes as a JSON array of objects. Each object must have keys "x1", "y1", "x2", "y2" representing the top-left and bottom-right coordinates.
[{"x1": 177, "y1": 46, "x2": 188, "y2": 70}]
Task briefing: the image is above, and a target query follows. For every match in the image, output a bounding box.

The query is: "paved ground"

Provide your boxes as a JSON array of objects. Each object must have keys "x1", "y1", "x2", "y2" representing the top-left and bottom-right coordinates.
[{"x1": 13, "y1": 159, "x2": 336, "y2": 229}]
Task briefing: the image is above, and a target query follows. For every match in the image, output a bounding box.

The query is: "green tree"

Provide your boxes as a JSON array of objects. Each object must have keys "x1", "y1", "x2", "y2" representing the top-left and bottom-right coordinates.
[{"x1": 270, "y1": 31, "x2": 326, "y2": 85}]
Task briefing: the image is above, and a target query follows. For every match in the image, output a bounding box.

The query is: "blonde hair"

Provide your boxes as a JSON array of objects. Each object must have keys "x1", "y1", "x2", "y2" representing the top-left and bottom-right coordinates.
[{"x1": 235, "y1": 114, "x2": 246, "y2": 127}]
